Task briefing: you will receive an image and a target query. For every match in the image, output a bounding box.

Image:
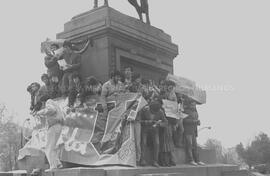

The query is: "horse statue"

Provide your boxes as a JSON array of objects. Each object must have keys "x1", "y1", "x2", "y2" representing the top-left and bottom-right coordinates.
[
  {"x1": 128, "y1": 0, "x2": 150, "y2": 25},
  {"x1": 93, "y1": 0, "x2": 108, "y2": 8},
  {"x1": 92, "y1": 0, "x2": 150, "y2": 25}
]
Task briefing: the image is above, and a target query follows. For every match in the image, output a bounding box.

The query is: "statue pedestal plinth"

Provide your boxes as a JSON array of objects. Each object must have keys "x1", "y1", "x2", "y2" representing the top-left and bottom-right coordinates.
[{"x1": 57, "y1": 6, "x2": 178, "y2": 82}]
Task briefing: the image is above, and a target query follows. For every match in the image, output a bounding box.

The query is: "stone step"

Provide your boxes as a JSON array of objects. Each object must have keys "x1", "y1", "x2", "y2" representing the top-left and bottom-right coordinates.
[
  {"x1": 222, "y1": 170, "x2": 250, "y2": 176},
  {"x1": 138, "y1": 173, "x2": 187, "y2": 176},
  {"x1": 0, "y1": 171, "x2": 27, "y2": 176}
]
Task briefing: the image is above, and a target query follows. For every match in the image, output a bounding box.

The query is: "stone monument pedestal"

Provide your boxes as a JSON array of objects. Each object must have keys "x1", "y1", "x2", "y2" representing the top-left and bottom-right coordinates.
[
  {"x1": 43, "y1": 164, "x2": 240, "y2": 176},
  {"x1": 57, "y1": 6, "x2": 178, "y2": 82}
]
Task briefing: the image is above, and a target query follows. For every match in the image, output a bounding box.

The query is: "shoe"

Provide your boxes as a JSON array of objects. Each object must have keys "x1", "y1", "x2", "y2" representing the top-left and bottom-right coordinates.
[
  {"x1": 197, "y1": 161, "x2": 205, "y2": 166},
  {"x1": 188, "y1": 161, "x2": 198, "y2": 166},
  {"x1": 159, "y1": 161, "x2": 167, "y2": 167},
  {"x1": 169, "y1": 160, "x2": 176, "y2": 166},
  {"x1": 152, "y1": 161, "x2": 160, "y2": 167},
  {"x1": 57, "y1": 163, "x2": 63, "y2": 169},
  {"x1": 30, "y1": 168, "x2": 42, "y2": 176},
  {"x1": 140, "y1": 160, "x2": 147, "y2": 166}
]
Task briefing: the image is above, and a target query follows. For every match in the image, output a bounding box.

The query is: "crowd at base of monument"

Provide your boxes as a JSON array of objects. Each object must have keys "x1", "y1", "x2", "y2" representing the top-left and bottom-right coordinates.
[{"x1": 22, "y1": 17, "x2": 206, "y2": 174}]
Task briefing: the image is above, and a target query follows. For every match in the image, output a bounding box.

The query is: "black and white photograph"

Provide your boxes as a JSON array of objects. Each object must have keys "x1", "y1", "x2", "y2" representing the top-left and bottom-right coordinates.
[{"x1": 0, "y1": 0, "x2": 269, "y2": 175}]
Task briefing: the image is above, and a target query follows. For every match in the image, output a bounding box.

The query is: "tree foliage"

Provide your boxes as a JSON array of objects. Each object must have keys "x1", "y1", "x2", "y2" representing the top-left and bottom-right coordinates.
[
  {"x1": 205, "y1": 138, "x2": 243, "y2": 165},
  {"x1": 0, "y1": 104, "x2": 21, "y2": 171},
  {"x1": 205, "y1": 138, "x2": 225, "y2": 163},
  {"x1": 236, "y1": 133, "x2": 270, "y2": 169}
]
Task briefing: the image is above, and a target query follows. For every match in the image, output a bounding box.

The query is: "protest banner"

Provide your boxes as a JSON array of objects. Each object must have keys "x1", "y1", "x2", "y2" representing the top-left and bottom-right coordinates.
[
  {"x1": 18, "y1": 93, "x2": 147, "y2": 167},
  {"x1": 167, "y1": 74, "x2": 206, "y2": 104}
]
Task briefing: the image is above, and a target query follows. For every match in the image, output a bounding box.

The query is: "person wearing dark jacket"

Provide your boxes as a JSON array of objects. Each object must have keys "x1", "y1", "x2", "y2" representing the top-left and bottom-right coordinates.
[
  {"x1": 129, "y1": 73, "x2": 141, "y2": 93},
  {"x1": 59, "y1": 41, "x2": 81, "y2": 96},
  {"x1": 68, "y1": 73, "x2": 83, "y2": 107},
  {"x1": 39, "y1": 74, "x2": 51, "y2": 98},
  {"x1": 183, "y1": 97, "x2": 205, "y2": 166},
  {"x1": 49, "y1": 75, "x2": 62, "y2": 99},
  {"x1": 80, "y1": 76, "x2": 102, "y2": 106},
  {"x1": 140, "y1": 101, "x2": 166, "y2": 167}
]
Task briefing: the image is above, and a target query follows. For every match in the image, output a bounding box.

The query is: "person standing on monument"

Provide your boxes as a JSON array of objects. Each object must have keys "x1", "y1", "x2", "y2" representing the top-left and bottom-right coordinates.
[
  {"x1": 140, "y1": 78, "x2": 152, "y2": 102},
  {"x1": 140, "y1": 100, "x2": 166, "y2": 167},
  {"x1": 128, "y1": 73, "x2": 143, "y2": 165},
  {"x1": 49, "y1": 75, "x2": 62, "y2": 99},
  {"x1": 101, "y1": 70, "x2": 124, "y2": 113},
  {"x1": 59, "y1": 41, "x2": 81, "y2": 96},
  {"x1": 44, "y1": 44, "x2": 63, "y2": 84},
  {"x1": 39, "y1": 74, "x2": 51, "y2": 98},
  {"x1": 35, "y1": 99, "x2": 64, "y2": 170},
  {"x1": 129, "y1": 73, "x2": 142, "y2": 93},
  {"x1": 164, "y1": 80, "x2": 184, "y2": 148},
  {"x1": 68, "y1": 73, "x2": 84, "y2": 107},
  {"x1": 123, "y1": 66, "x2": 133, "y2": 91},
  {"x1": 158, "y1": 80, "x2": 177, "y2": 167},
  {"x1": 182, "y1": 96, "x2": 205, "y2": 166}
]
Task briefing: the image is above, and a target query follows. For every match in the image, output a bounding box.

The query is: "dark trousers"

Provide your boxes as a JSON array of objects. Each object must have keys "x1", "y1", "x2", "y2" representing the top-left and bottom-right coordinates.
[
  {"x1": 68, "y1": 90, "x2": 78, "y2": 107},
  {"x1": 141, "y1": 127, "x2": 159, "y2": 163},
  {"x1": 184, "y1": 134, "x2": 199, "y2": 162},
  {"x1": 61, "y1": 72, "x2": 75, "y2": 95}
]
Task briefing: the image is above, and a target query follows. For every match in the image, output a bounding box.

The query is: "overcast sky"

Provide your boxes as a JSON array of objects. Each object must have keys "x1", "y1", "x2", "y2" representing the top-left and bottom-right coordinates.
[{"x1": 0, "y1": 0, "x2": 269, "y2": 148}]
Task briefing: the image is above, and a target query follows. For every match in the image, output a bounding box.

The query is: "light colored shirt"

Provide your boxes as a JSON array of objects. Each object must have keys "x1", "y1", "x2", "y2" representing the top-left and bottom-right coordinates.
[
  {"x1": 101, "y1": 80, "x2": 124, "y2": 98},
  {"x1": 101, "y1": 80, "x2": 124, "y2": 110}
]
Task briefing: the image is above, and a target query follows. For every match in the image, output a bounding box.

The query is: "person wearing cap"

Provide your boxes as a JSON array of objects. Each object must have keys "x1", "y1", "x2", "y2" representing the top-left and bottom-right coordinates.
[{"x1": 59, "y1": 40, "x2": 82, "y2": 96}]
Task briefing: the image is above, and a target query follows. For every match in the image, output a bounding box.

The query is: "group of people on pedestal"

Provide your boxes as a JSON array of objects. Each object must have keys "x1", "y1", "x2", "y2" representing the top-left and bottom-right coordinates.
[
  {"x1": 27, "y1": 40, "x2": 102, "y2": 113},
  {"x1": 26, "y1": 41, "x2": 204, "y2": 170}
]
